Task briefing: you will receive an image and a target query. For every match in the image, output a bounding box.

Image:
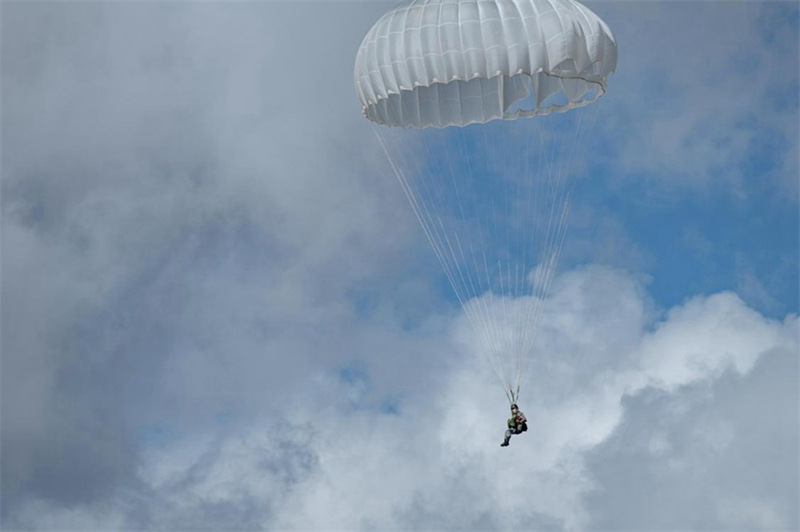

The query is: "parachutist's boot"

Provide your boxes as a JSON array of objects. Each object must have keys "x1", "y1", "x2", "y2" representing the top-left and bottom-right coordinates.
[{"x1": 500, "y1": 437, "x2": 510, "y2": 447}]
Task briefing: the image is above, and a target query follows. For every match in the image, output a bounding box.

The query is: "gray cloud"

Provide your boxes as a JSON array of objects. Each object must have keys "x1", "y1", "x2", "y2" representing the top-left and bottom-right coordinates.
[
  {"x1": 597, "y1": 1, "x2": 798, "y2": 197},
  {"x1": 2, "y1": 0, "x2": 416, "y2": 516},
  {"x1": 586, "y1": 346, "x2": 798, "y2": 530}
]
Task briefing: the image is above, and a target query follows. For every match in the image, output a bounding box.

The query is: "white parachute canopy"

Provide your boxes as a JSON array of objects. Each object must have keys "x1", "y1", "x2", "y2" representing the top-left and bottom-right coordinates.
[{"x1": 355, "y1": 0, "x2": 617, "y2": 403}]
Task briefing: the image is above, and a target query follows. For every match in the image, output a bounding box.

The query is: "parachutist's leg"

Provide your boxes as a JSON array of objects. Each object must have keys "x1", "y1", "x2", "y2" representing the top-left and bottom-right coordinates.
[{"x1": 501, "y1": 428, "x2": 512, "y2": 447}]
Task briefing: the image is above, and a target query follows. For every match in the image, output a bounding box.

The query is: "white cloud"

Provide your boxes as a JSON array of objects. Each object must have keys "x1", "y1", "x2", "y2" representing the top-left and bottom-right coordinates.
[
  {"x1": 634, "y1": 291, "x2": 793, "y2": 391},
  {"x1": 182, "y1": 268, "x2": 795, "y2": 530},
  {"x1": 9, "y1": 266, "x2": 795, "y2": 530}
]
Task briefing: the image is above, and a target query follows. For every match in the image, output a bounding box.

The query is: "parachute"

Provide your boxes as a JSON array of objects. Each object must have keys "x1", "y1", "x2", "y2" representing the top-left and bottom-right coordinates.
[{"x1": 355, "y1": 0, "x2": 617, "y2": 404}]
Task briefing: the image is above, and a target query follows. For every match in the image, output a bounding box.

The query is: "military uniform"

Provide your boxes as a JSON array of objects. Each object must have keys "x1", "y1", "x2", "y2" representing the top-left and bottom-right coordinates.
[{"x1": 501, "y1": 407, "x2": 527, "y2": 447}]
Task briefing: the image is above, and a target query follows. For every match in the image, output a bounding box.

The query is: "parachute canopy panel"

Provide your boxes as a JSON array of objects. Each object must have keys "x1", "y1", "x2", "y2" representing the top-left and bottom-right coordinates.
[{"x1": 354, "y1": 0, "x2": 617, "y2": 128}]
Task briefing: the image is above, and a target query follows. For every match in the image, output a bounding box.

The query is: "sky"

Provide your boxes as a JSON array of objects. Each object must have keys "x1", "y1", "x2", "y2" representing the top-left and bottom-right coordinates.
[{"x1": 1, "y1": 1, "x2": 798, "y2": 530}]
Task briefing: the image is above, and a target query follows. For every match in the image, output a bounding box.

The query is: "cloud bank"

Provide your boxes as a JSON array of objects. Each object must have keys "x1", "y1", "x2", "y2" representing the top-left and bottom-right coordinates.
[{"x1": 4, "y1": 264, "x2": 797, "y2": 530}]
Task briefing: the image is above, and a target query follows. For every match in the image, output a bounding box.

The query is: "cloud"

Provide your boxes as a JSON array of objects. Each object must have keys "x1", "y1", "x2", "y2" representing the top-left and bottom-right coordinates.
[
  {"x1": 596, "y1": 1, "x2": 798, "y2": 198},
  {"x1": 586, "y1": 344, "x2": 798, "y2": 530},
  {"x1": 5, "y1": 266, "x2": 795, "y2": 531},
  {"x1": 559, "y1": 2, "x2": 800, "y2": 319},
  {"x1": 1, "y1": 0, "x2": 418, "y2": 516}
]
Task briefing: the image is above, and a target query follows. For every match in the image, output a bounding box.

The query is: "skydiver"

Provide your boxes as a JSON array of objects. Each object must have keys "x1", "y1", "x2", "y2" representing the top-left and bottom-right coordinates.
[{"x1": 500, "y1": 403, "x2": 527, "y2": 447}]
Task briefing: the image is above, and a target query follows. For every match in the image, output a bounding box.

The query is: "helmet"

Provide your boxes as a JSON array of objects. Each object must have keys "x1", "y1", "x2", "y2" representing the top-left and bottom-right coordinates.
[{"x1": 510, "y1": 404, "x2": 518, "y2": 411}]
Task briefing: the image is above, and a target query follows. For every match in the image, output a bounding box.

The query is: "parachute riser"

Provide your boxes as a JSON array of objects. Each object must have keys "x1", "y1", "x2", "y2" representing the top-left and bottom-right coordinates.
[{"x1": 506, "y1": 386, "x2": 520, "y2": 406}]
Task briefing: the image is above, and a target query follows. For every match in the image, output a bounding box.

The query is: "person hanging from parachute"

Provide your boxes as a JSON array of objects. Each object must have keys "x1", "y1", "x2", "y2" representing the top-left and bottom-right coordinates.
[
  {"x1": 354, "y1": 0, "x2": 617, "y2": 441},
  {"x1": 501, "y1": 403, "x2": 528, "y2": 447}
]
